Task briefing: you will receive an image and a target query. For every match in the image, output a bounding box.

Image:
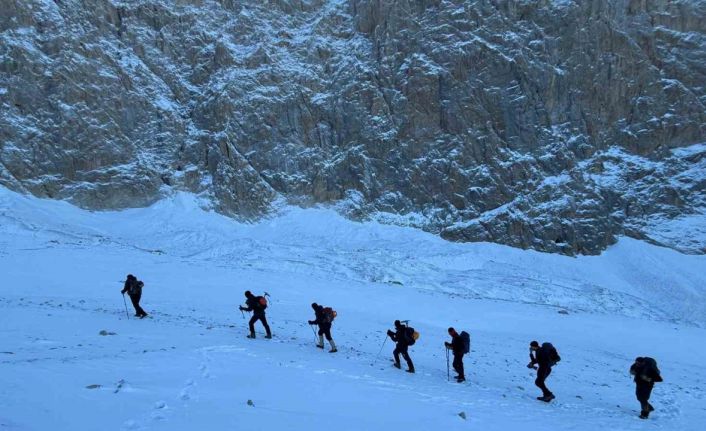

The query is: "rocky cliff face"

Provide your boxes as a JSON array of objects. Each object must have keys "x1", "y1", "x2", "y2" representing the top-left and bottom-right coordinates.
[{"x1": 1, "y1": 0, "x2": 705, "y2": 254}]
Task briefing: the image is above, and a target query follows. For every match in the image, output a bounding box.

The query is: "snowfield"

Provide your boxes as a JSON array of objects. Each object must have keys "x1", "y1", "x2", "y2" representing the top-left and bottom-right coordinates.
[{"x1": 1, "y1": 186, "x2": 705, "y2": 430}]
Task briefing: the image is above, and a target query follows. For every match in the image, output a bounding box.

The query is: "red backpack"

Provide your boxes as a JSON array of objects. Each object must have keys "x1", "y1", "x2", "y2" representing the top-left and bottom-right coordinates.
[{"x1": 323, "y1": 307, "x2": 337, "y2": 323}]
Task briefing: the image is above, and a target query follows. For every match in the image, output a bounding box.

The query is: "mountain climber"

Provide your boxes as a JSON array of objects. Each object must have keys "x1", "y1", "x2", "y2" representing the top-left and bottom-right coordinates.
[
  {"x1": 307, "y1": 303, "x2": 337, "y2": 353},
  {"x1": 445, "y1": 327, "x2": 467, "y2": 382},
  {"x1": 120, "y1": 274, "x2": 147, "y2": 318},
  {"x1": 630, "y1": 357, "x2": 663, "y2": 419},
  {"x1": 527, "y1": 340, "x2": 560, "y2": 402},
  {"x1": 387, "y1": 320, "x2": 415, "y2": 373},
  {"x1": 239, "y1": 290, "x2": 271, "y2": 339}
]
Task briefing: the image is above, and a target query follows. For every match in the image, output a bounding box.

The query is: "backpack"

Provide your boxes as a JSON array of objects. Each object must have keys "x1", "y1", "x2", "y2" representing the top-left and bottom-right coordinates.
[
  {"x1": 257, "y1": 296, "x2": 268, "y2": 310},
  {"x1": 642, "y1": 357, "x2": 663, "y2": 382},
  {"x1": 542, "y1": 342, "x2": 561, "y2": 365},
  {"x1": 323, "y1": 307, "x2": 337, "y2": 323},
  {"x1": 405, "y1": 326, "x2": 420, "y2": 345},
  {"x1": 130, "y1": 280, "x2": 144, "y2": 295},
  {"x1": 460, "y1": 331, "x2": 471, "y2": 354}
]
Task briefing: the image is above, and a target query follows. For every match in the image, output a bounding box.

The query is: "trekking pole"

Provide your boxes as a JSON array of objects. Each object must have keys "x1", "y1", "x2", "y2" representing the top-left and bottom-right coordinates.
[
  {"x1": 373, "y1": 334, "x2": 388, "y2": 365},
  {"x1": 446, "y1": 346, "x2": 450, "y2": 381},
  {"x1": 240, "y1": 309, "x2": 245, "y2": 319},
  {"x1": 264, "y1": 292, "x2": 271, "y2": 309},
  {"x1": 121, "y1": 293, "x2": 129, "y2": 319},
  {"x1": 309, "y1": 324, "x2": 318, "y2": 343}
]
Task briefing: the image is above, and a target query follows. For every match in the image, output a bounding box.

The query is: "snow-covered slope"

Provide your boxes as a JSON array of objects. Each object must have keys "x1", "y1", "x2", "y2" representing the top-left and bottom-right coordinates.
[{"x1": 1, "y1": 186, "x2": 705, "y2": 430}]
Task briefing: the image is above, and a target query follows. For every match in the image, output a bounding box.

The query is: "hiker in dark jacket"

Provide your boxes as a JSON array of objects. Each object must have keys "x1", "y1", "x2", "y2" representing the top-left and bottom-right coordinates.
[
  {"x1": 120, "y1": 274, "x2": 147, "y2": 318},
  {"x1": 527, "y1": 340, "x2": 557, "y2": 402},
  {"x1": 386, "y1": 320, "x2": 415, "y2": 373},
  {"x1": 445, "y1": 327, "x2": 465, "y2": 382},
  {"x1": 630, "y1": 357, "x2": 663, "y2": 419},
  {"x1": 239, "y1": 290, "x2": 271, "y2": 339},
  {"x1": 308, "y1": 303, "x2": 337, "y2": 353}
]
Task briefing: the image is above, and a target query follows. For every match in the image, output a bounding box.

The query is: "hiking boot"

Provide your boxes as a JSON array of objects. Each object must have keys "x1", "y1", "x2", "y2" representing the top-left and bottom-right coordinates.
[
  {"x1": 139, "y1": 313, "x2": 148, "y2": 319},
  {"x1": 264, "y1": 334, "x2": 272, "y2": 339},
  {"x1": 247, "y1": 333, "x2": 256, "y2": 339},
  {"x1": 456, "y1": 377, "x2": 466, "y2": 383},
  {"x1": 329, "y1": 348, "x2": 338, "y2": 353},
  {"x1": 406, "y1": 368, "x2": 415, "y2": 374},
  {"x1": 393, "y1": 362, "x2": 401, "y2": 369},
  {"x1": 648, "y1": 404, "x2": 655, "y2": 412},
  {"x1": 639, "y1": 411, "x2": 649, "y2": 419},
  {"x1": 316, "y1": 344, "x2": 324, "y2": 349},
  {"x1": 537, "y1": 394, "x2": 555, "y2": 402}
]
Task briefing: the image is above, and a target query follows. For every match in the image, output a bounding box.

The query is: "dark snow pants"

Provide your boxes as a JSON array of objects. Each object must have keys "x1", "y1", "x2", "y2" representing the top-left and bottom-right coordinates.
[
  {"x1": 129, "y1": 294, "x2": 147, "y2": 317},
  {"x1": 317, "y1": 322, "x2": 332, "y2": 341},
  {"x1": 453, "y1": 353, "x2": 465, "y2": 379},
  {"x1": 535, "y1": 366, "x2": 553, "y2": 397},
  {"x1": 393, "y1": 343, "x2": 414, "y2": 371},
  {"x1": 636, "y1": 381, "x2": 654, "y2": 414},
  {"x1": 249, "y1": 314, "x2": 271, "y2": 336}
]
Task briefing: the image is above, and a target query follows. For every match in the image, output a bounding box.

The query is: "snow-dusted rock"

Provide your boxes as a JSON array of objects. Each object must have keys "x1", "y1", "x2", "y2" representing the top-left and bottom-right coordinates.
[{"x1": 1, "y1": 0, "x2": 704, "y2": 254}]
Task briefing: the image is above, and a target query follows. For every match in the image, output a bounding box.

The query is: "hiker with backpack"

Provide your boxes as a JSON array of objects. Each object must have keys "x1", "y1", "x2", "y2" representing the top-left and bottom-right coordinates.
[
  {"x1": 630, "y1": 357, "x2": 663, "y2": 419},
  {"x1": 445, "y1": 327, "x2": 469, "y2": 383},
  {"x1": 238, "y1": 290, "x2": 272, "y2": 339},
  {"x1": 386, "y1": 320, "x2": 417, "y2": 373},
  {"x1": 120, "y1": 274, "x2": 147, "y2": 318},
  {"x1": 307, "y1": 303, "x2": 337, "y2": 353},
  {"x1": 527, "y1": 340, "x2": 560, "y2": 402}
]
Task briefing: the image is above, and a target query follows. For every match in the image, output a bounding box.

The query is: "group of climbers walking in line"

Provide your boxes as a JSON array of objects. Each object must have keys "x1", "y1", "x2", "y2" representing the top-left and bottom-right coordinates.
[{"x1": 119, "y1": 276, "x2": 663, "y2": 419}]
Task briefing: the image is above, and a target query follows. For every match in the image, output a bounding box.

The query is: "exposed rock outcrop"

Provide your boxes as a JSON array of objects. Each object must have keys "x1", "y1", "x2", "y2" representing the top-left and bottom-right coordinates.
[{"x1": 1, "y1": 0, "x2": 704, "y2": 254}]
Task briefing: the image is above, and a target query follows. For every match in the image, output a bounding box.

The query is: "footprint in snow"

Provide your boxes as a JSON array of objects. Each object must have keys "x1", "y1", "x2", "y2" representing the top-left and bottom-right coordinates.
[
  {"x1": 179, "y1": 379, "x2": 196, "y2": 401},
  {"x1": 121, "y1": 419, "x2": 139, "y2": 430},
  {"x1": 150, "y1": 401, "x2": 169, "y2": 422},
  {"x1": 199, "y1": 363, "x2": 210, "y2": 378}
]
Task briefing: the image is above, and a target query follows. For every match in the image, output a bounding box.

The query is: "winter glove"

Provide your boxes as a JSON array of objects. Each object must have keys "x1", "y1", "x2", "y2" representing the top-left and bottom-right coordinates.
[
  {"x1": 444, "y1": 342, "x2": 451, "y2": 349},
  {"x1": 239, "y1": 306, "x2": 245, "y2": 311},
  {"x1": 386, "y1": 329, "x2": 394, "y2": 337},
  {"x1": 527, "y1": 362, "x2": 536, "y2": 369},
  {"x1": 308, "y1": 320, "x2": 315, "y2": 325}
]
